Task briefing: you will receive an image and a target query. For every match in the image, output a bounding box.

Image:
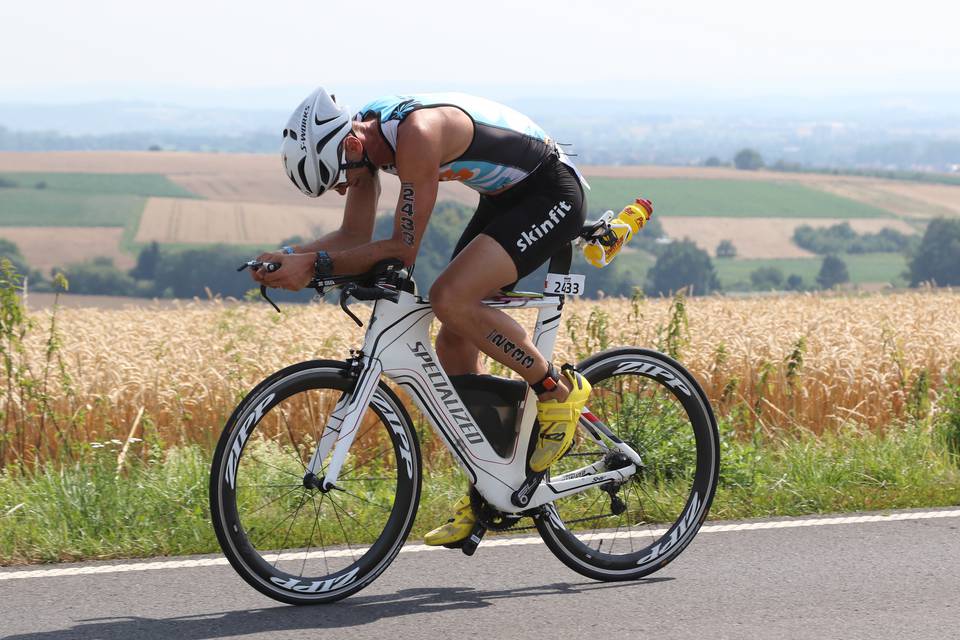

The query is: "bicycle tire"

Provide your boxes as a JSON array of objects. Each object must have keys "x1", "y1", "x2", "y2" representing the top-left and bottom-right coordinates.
[
  {"x1": 209, "y1": 360, "x2": 421, "y2": 604},
  {"x1": 535, "y1": 347, "x2": 719, "y2": 581}
]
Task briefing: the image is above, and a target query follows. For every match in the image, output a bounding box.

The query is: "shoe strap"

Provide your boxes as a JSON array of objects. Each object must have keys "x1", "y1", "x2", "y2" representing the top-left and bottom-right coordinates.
[{"x1": 537, "y1": 403, "x2": 580, "y2": 423}]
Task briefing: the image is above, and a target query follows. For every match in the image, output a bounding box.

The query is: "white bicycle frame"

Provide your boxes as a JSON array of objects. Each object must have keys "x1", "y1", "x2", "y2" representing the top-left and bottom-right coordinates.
[{"x1": 305, "y1": 284, "x2": 643, "y2": 514}]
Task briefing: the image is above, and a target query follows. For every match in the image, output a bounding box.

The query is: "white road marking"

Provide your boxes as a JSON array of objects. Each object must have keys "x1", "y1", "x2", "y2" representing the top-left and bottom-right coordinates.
[{"x1": 2, "y1": 509, "x2": 958, "y2": 581}]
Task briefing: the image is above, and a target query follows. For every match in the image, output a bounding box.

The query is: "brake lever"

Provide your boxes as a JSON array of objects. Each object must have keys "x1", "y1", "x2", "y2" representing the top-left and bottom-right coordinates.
[
  {"x1": 237, "y1": 261, "x2": 282, "y2": 312},
  {"x1": 260, "y1": 286, "x2": 281, "y2": 313},
  {"x1": 339, "y1": 285, "x2": 363, "y2": 327}
]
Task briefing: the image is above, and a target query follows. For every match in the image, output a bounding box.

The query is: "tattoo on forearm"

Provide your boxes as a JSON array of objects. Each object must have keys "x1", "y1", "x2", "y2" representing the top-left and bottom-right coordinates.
[
  {"x1": 486, "y1": 330, "x2": 535, "y2": 369},
  {"x1": 399, "y1": 182, "x2": 415, "y2": 246}
]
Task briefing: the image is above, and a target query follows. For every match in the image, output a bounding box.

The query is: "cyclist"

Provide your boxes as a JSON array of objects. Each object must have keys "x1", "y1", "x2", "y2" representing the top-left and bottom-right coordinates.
[{"x1": 253, "y1": 87, "x2": 592, "y2": 546}]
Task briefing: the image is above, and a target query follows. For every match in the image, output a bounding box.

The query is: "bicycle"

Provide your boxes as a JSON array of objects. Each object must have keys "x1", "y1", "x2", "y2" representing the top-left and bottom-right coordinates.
[{"x1": 209, "y1": 230, "x2": 720, "y2": 605}]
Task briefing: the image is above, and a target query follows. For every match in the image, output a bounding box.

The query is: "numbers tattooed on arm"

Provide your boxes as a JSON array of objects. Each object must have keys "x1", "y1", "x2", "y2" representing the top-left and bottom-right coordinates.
[
  {"x1": 399, "y1": 182, "x2": 415, "y2": 246},
  {"x1": 486, "y1": 330, "x2": 536, "y2": 369}
]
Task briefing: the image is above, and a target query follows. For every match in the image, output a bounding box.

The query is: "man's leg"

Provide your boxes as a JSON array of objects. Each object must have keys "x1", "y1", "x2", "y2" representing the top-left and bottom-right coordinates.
[
  {"x1": 423, "y1": 233, "x2": 588, "y2": 547},
  {"x1": 430, "y1": 234, "x2": 571, "y2": 400},
  {"x1": 435, "y1": 325, "x2": 482, "y2": 376}
]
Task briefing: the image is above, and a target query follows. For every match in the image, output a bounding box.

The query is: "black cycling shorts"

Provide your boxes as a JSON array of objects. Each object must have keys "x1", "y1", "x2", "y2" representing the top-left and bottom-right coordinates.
[{"x1": 450, "y1": 153, "x2": 587, "y2": 281}]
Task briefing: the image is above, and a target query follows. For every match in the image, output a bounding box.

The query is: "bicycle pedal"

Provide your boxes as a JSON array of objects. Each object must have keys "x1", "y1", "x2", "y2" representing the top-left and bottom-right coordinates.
[{"x1": 459, "y1": 523, "x2": 487, "y2": 557}]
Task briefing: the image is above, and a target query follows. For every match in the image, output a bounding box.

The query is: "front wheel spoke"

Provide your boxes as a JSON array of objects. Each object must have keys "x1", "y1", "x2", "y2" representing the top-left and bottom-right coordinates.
[
  {"x1": 274, "y1": 492, "x2": 309, "y2": 567},
  {"x1": 339, "y1": 445, "x2": 393, "y2": 478},
  {"x1": 245, "y1": 454, "x2": 302, "y2": 479},
  {"x1": 327, "y1": 493, "x2": 383, "y2": 541},
  {"x1": 278, "y1": 409, "x2": 309, "y2": 472},
  {"x1": 331, "y1": 486, "x2": 392, "y2": 512},
  {"x1": 327, "y1": 493, "x2": 358, "y2": 562},
  {"x1": 312, "y1": 494, "x2": 332, "y2": 575},
  {"x1": 236, "y1": 482, "x2": 302, "y2": 490},
  {"x1": 300, "y1": 494, "x2": 322, "y2": 577},
  {"x1": 244, "y1": 485, "x2": 304, "y2": 518},
  {"x1": 250, "y1": 491, "x2": 307, "y2": 549}
]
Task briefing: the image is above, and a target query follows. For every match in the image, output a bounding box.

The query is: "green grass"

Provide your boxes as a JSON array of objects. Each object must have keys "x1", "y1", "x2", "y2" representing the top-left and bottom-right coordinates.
[
  {"x1": 2, "y1": 414, "x2": 958, "y2": 564},
  {"x1": 714, "y1": 418, "x2": 960, "y2": 518},
  {"x1": 587, "y1": 178, "x2": 894, "y2": 218},
  {"x1": 0, "y1": 173, "x2": 197, "y2": 198},
  {"x1": 0, "y1": 173, "x2": 199, "y2": 233},
  {"x1": 0, "y1": 188, "x2": 147, "y2": 226},
  {"x1": 715, "y1": 253, "x2": 909, "y2": 288}
]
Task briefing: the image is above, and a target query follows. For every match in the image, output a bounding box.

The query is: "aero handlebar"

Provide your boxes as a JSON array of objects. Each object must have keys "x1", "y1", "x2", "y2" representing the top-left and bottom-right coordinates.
[{"x1": 237, "y1": 258, "x2": 407, "y2": 316}]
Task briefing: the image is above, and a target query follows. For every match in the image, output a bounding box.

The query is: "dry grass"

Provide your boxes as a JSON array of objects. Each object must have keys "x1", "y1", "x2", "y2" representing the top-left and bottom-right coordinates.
[{"x1": 2, "y1": 288, "x2": 958, "y2": 468}]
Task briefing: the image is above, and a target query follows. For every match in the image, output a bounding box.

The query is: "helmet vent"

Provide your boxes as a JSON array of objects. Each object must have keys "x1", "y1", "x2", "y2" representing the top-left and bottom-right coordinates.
[
  {"x1": 296, "y1": 157, "x2": 311, "y2": 193},
  {"x1": 318, "y1": 159, "x2": 330, "y2": 187}
]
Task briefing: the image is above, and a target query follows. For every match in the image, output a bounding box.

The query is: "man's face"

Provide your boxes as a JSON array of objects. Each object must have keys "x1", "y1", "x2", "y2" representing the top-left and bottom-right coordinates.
[{"x1": 334, "y1": 135, "x2": 368, "y2": 195}]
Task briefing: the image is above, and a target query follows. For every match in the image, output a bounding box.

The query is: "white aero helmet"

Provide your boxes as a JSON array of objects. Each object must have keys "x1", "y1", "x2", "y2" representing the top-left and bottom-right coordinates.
[{"x1": 281, "y1": 87, "x2": 353, "y2": 197}]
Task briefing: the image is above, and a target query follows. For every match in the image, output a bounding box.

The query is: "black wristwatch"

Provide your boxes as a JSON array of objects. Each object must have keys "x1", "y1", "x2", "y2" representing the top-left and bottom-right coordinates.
[{"x1": 313, "y1": 251, "x2": 334, "y2": 279}]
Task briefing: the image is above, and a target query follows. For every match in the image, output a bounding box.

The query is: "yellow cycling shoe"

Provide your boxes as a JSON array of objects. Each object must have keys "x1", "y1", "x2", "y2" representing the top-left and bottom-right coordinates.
[
  {"x1": 530, "y1": 366, "x2": 592, "y2": 473},
  {"x1": 423, "y1": 494, "x2": 476, "y2": 546}
]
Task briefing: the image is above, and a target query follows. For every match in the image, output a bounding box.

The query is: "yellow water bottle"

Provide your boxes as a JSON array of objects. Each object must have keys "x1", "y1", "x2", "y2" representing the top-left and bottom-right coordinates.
[{"x1": 583, "y1": 198, "x2": 653, "y2": 268}]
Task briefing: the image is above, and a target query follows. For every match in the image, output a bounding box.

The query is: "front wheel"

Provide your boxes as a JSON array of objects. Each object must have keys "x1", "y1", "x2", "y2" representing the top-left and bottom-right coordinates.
[
  {"x1": 535, "y1": 348, "x2": 719, "y2": 581},
  {"x1": 209, "y1": 360, "x2": 422, "y2": 604}
]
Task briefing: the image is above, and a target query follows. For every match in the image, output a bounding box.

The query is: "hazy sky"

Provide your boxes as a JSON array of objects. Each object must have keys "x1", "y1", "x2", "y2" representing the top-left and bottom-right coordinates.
[{"x1": 1, "y1": 0, "x2": 958, "y2": 107}]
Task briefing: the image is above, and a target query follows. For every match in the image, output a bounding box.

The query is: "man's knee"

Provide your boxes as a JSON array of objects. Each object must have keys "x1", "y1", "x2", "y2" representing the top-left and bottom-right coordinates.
[{"x1": 429, "y1": 280, "x2": 463, "y2": 323}]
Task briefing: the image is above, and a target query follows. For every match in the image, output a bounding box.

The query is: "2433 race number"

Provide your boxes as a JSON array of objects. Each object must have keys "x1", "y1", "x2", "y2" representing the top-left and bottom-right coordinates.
[{"x1": 544, "y1": 273, "x2": 586, "y2": 296}]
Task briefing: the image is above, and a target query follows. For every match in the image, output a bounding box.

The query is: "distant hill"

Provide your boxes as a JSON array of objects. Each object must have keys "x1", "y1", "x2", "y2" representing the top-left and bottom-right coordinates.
[{"x1": 2, "y1": 95, "x2": 960, "y2": 169}]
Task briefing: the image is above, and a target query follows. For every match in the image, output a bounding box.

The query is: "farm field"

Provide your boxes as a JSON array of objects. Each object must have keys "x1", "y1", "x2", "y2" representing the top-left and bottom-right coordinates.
[
  {"x1": 4, "y1": 289, "x2": 959, "y2": 465},
  {"x1": 659, "y1": 216, "x2": 917, "y2": 259},
  {"x1": 802, "y1": 180, "x2": 960, "y2": 219},
  {"x1": 0, "y1": 186, "x2": 147, "y2": 227},
  {"x1": 0, "y1": 227, "x2": 133, "y2": 272},
  {"x1": 4, "y1": 152, "x2": 958, "y2": 218},
  {"x1": 582, "y1": 165, "x2": 960, "y2": 219},
  {"x1": 134, "y1": 197, "x2": 341, "y2": 245},
  {"x1": 0, "y1": 151, "x2": 954, "y2": 284},
  {"x1": 0, "y1": 171, "x2": 199, "y2": 267},
  {"x1": 0, "y1": 172, "x2": 196, "y2": 197},
  {"x1": 586, "y1": 177, "x2": 894, "y2": 218}
]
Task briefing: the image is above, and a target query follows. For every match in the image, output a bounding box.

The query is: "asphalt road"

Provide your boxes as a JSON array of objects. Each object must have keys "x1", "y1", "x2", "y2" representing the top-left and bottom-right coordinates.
[{"x1": 2, "y1": 508, "x2": 958, "y2": 640}]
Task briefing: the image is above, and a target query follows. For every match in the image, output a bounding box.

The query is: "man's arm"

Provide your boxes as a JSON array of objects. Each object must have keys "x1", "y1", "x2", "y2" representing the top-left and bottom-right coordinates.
[
  {"x1": 258, "y1": 114, "x2": 442, "y2": 289},
  {"x1": 294, "y1": 171, "x2": 381, "y2": 253},
  {"x1": 325, "y1": 118, "x2": 441, "y2": 273}
]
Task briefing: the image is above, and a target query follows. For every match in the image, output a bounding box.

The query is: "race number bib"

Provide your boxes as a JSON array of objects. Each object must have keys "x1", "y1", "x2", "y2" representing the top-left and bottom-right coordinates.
[{"x1": 544, "y1": 273, "x2": 586, "y2": 296}]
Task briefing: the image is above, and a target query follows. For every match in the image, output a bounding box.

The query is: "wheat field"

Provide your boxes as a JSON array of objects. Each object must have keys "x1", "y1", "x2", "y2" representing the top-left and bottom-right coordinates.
[{"x1": 2, "y1": 289, "x2": 958, "y2": 467}]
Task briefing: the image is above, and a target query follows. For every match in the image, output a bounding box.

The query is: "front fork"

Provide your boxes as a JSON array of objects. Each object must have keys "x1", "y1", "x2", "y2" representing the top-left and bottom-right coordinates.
[{"x1": 304, "y1": 355, "x2": 382, "y2": 491}]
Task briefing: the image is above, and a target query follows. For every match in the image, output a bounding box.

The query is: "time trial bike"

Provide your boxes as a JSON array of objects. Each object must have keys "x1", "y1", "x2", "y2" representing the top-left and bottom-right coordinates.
[{"x1": 209, "y1": 237, "x2": 720, "y2": 605}]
